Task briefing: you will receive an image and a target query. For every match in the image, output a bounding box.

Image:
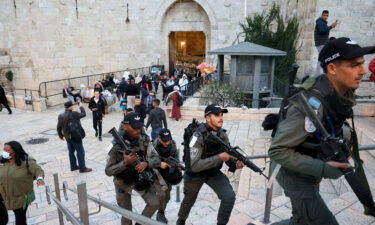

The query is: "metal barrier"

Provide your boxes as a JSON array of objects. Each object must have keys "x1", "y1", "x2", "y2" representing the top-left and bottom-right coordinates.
[
  {"x1": 252, "y1": 144, "x2": 375, "y2": 223},
  {"x1": 38, "y1": 67, "x2": 150, "y2": 99},
  {"x1": 4, "y1": 89, "x2": 40, "y2": 111},
  {"x1": 45, "y1": 173, "x2": 165, "y2": 225}
]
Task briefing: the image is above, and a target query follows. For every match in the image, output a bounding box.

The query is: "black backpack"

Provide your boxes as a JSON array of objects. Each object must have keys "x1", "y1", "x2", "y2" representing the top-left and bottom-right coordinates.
[
  {"x1": 67, "y1": 114, "x2": 86, "y2": 142},
  {"x1": 177, "y1": 94, "x2": 184, "y2": 106},
  {"x1": 182, "y1": 118, "x2": 204, "y2": 173}
]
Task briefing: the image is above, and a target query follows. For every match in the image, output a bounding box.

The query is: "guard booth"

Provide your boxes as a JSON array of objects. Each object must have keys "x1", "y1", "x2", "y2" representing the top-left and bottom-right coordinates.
[{"x1": 209, "y1": 42, "x2": 286, "y2": 108}]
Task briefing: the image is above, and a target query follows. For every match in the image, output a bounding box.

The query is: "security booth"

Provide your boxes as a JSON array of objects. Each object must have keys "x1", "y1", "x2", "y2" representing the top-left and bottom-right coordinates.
[{"x1": 208, "y1": 42, "x2": 286, "y2": 108}]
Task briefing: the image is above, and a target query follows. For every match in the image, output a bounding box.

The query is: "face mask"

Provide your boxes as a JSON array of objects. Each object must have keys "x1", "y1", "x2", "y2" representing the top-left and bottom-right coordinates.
[{"x1": 1, "y1": 152, "x2": 11, "y2": 159}]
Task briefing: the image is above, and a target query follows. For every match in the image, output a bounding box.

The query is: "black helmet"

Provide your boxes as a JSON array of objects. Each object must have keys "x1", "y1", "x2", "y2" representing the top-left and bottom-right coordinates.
[
  {"x1": 134, "y1": 176, "x2": 152, "y2": 191},
  {"x1": 164, "y1": 168, "x2": 183, "y2": 185}
]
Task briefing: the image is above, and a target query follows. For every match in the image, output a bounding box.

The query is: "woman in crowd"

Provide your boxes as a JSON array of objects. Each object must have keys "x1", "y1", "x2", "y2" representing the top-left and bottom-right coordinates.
[
  {"x1": 168, "y1": 86, "x2": 182, "y2": 121},
  {"x1": 0, "y1": 141, "x2": 45, "y2": 225}
]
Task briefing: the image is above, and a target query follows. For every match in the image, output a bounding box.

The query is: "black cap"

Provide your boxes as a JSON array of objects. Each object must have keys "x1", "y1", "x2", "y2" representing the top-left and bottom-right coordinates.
[
  {"x1": 122, "y1": 112, "x2": 143, "y2": 129},
  {"x1": 64, "y1": 101, "x2": 73, "y2": 108},
  {"x1": 319, "y1": 37, "x2": 375, "y2": 67},
  {"x1": 158, "y1": 128, "x2": 172, "y2": 142},
  {"x1": 204, "y1": 104, "x2": 228, "y2": 117}
]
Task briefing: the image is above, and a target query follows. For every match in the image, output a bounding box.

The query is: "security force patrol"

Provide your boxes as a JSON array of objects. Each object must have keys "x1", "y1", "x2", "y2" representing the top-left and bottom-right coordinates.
[
  {"x1": 177, "y1": 104, "x2": 245, "y2": 225},
  {"x1": 269, "y1": 37, "x2": 375, "y2": 225}
]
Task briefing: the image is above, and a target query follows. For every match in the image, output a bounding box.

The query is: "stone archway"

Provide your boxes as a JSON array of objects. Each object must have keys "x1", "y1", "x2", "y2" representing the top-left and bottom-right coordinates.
[{"x1": 159, "y1": 0, "x2": 211, "y2": 73}]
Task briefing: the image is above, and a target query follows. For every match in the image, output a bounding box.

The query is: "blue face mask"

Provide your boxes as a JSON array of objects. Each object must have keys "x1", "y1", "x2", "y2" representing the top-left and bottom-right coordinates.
[{"x1": 1, "y1": 152, "x2": 11, "y2": 159}]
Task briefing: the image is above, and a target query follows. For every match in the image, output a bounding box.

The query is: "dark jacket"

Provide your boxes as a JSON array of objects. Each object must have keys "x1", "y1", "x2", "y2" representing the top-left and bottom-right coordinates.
[
  {"x1": 88, "y1": 97, "x2": 106, "y2": 118},
  {"x1": 314, "y1": 17, "x2": 332, "y2": 46},
  {"x1": 57, "y1": 107, "x2": 86, "y2": 141},
  {"x1": 125, "y1": 84, "x2": 140, "y2": 96},
  {"x1": 145, "y1": 107, "x2": 167, "y2": 129},
  {"x1": 134, "y1": 104, "x2": 146, "y2": 123},
  {"x1": 0, "y1": 86, "x2": 8, "y2": 104}
]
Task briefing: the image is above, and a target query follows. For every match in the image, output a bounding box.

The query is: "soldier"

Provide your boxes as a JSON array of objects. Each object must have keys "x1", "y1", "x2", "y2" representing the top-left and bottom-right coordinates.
[
  {"x1": 153, "y1": 128, "x2": 179, "y2": 223},
  {"x1": 269, "y1": 37, "x2": 375, "y2": 225},
  {"x1": 177, "y1": 104, "x2": 245, "y2": 225},
  {"x1": 105, "y1": 112, "x2": 160, "y2": 225}
]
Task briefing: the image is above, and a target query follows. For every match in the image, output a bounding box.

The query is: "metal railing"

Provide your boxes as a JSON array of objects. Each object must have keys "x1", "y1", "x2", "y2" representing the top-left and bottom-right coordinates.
[
  {"x1": 4, "y1": 88, "x2": 40, "y2": 111},
  {"x1": 250, "y1": 144, "x2": 375, "y2": 224},
  {"x1": 45, "y1": 173, "x2": 165, "y2": 225},
  {"x1": 38, "y1": 67, "x2": 150, "y2": 99}
]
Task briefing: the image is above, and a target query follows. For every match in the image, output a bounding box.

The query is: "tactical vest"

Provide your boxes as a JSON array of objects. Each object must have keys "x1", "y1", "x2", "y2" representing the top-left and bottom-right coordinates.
[
  {"x1": 114, "y1": 131, "x2": 150, "y2": 183},
  {"x1": 294, "y1": 75, "x2": 354, "y2": 158}
]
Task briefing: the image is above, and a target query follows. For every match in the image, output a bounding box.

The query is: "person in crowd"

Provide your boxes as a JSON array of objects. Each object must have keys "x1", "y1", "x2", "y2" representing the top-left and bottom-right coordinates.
[
  {"x1": 135, "y1": 74, "x2": 142, "y2": 84},
  {"x1": 314, "y1": 10, "x2": 337, "y2": 74},
  {"x1": 0, "y1": 84, "x2": 12, "y2": 114},
  {"x1": 145, "y1": 91, "x2": 156, "y2": 114},
  {"x1": 124, "y1": 79, "x2": 140, "y2": 109},
  {"x1": 88, "y1": 91, "x2": 106, "y2": 141},
  {"x1": 168, "y1": 86, "x2": 182, "y2": 121},
  {"x1": 179, "y1": 74, "x2": 189, "y2": 98},
  {"x1": 105, "y1": 113, "x2": 160, "y2": 225},
  {"x1": 369, "y1": 58, "x2": 375, "y2": 82},
  {"x1": 0, "y1": 141, "x2": 45, "y2": 225},
  {"x1": 145, "y1": 99, "x2": 168, "y2": 141},
  {"x1": 141, "y1": 82, "x2": 149, "y2": 105},
  {"x1": 146, "y1": 78, "x2": 153, "y2": 92},
  {"x1": 57, "y1": 101, "x2": 92, "y2": 173},
  {"x1": 118, "y1": 78, "x2": 128, "y2": 98},
  {"x1": 134, "y1": 97, "x2": 147, "y2": 125},
  {"x1": 153, "y1": 73, "x2": 161, "y2": 94},
  {"x1": 62, "y1": 84, "x2": 74, "y2": 102},
  {"x1": 123, "y1": 68, "x2": 130, "y2": 80},
  {"x1": 94, "y1": 82, "x2": 104, "y2": 93}
]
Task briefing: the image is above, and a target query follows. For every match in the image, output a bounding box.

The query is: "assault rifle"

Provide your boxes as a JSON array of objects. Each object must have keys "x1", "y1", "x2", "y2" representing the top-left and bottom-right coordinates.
[
  {"x1": 160, "y1": 156, "x2": 186, "y2": 171},
  {"x1": 108, "y1": 127, "x2": 155, "y2": 191},
  {"x1": 207, "y1": 133, "x2": 268, "y2": 179},
  {"x1": 291, "y1": 91, "x2": 375, "y2": 214}
]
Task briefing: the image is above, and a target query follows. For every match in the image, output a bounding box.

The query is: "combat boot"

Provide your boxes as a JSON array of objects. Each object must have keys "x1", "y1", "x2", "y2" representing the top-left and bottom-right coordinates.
[
  {"x1": 176, "y1": 218, "x2": 186, "y2": 225},
  {"x1": 156, "y1": 210, "x2": 168, "y2": 223}
]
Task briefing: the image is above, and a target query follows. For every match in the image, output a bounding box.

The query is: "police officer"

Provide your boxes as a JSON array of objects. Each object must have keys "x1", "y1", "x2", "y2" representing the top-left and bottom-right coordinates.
[
  {"x1": 153, "y1": 128, "x2": 179, "y2": 223},
  {"x1": 269, "y1": 37, "x2": 375, "y2": 225},
  {"x1": 105, "y1": 112, "x2": 160, "y2": 225},
  {"x1": 177, "y1": 104, "x2": 245, "y2": 225}
]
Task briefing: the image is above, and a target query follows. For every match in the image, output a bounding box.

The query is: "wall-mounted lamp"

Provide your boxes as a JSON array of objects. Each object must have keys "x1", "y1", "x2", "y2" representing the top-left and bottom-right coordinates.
[
  {"x1": 125, "y1": 3, "x2": 130, "y2": 23},
  {"x1": 180, "y1": 41, "x2": 185, "y2": 47}
]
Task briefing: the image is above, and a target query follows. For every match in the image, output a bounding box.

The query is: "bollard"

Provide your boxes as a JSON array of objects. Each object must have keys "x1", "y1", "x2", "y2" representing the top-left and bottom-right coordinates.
[
  {"x1": 176, "y1": 185, "x2": 181, "y2": 202},
  {"x1": 53, "y1": 173, "x2": 64, "y2": 225},
  {"x1": 77, "y1": 181, "x2": 90, "y2": 225},
  {"x1": 263, "y1": 161, "x2": 274, "y2": 224}
]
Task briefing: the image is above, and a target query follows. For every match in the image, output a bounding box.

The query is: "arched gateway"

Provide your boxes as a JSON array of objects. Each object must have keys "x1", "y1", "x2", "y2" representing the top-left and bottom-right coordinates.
[{"x1": 158, "y1": 0, "x2": 212, "y2": 74}]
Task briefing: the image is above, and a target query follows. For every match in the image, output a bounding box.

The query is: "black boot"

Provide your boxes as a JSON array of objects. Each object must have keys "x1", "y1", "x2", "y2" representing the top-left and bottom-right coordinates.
[
  {"x1": 157, "y1": 210, "x2": 168, "y2": 223},
  {"x1": 176, "y1": 218, "x2": 185, "y2": 225}
]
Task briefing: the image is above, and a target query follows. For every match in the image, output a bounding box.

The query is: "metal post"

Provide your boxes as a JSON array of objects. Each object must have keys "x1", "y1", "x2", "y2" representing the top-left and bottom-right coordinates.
[
  {"x1": 77, "y1": 181, "x2": 89, "y2": 225},
  {"x1": 263, "y1": 161, "x2": 274, "y2": 224},
  {"x1": 53, "y1": 173, "x2": 64, "y2": 225},
  {"x1": 176, "y1": 185, "x2": 181, "y2": 202},
  {"x1": 44, "y1": 83, "x2": 47, "y2": 99},
  {"x1": 30, "y1": 90, "x2": 34, "y2": 111}
]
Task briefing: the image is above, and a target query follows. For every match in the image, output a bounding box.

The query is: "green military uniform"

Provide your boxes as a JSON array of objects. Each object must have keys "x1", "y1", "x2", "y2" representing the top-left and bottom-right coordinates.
[
  {"x1": 178, "y1": 123, "x2": 237, "y2": 225},
  {"x1": 105, "y1": 129, "x2": 160, "y2": 225},
  {"x1": 0, "y1": 157, "x2": 44, "y2": 210},
  {"x1": 269, "y1": 75, "x2": 356, "y2": 225},
  {"x1": 152, "y1": 138, "x2": 178, "y2": 212}
]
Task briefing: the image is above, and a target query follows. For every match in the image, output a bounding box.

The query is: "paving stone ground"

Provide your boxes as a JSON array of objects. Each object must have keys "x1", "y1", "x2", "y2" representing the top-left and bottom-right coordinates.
[{"x1": 1, "y1": 100, "x2": 375, "y2": 225}]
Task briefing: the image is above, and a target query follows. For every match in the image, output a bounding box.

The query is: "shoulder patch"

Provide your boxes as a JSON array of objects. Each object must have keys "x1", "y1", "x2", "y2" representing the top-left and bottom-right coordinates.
[{"x1": 189, "y1": 134, "x2": 198, "y2": 148}]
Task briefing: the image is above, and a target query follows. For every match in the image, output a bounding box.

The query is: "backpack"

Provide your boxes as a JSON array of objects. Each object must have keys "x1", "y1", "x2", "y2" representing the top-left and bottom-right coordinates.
[
  {"x1": 177, "y1": 94, "x2": 184, "y2": 106},
  {"x1": 67, "y1": 113, "x2": 86, "y2": 141},
  {"x1": 182, "y1": 118, "x2": 204, "y2": 173}
]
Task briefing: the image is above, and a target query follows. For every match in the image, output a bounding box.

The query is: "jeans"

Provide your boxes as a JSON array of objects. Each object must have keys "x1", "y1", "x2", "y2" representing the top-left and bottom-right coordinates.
[
  {"x1": 151, "y1": 128, "x2": 162, "y2": 141},
  {"x1": 154, "y1": 82, "x2": 159, "y2": 93},
  {"x1": 66, "y1": 140, "x2": 86, "y2": 171}
]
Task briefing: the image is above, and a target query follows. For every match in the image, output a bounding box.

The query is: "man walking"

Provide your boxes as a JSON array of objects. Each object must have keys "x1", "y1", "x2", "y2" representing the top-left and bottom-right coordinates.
[
  {"x1": 314, "y1": 10, "x2": 337, "y2": 74},
  {"x1": 145, "y1": 99, "x2": 168, "y2": 141},
  {"x1": 88, "y1": 91, "x2": 106, "y2": 141},
  {"x1": 0, "y1": 85, "x2": 11, "y2": 114},
  {"x1": 57, "y1": 101, "x2": 92, "y2": 173}
]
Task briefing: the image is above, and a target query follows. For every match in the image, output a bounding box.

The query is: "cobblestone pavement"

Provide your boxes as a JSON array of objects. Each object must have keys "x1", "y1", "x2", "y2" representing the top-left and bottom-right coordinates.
[{"x1": 1, "y1": 101, "x2": 375, "y2": 225}]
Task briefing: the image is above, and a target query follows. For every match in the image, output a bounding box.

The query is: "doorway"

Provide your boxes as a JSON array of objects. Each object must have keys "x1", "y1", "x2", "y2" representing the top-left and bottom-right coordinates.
[{"x1": 168, "y1": 31, "x2": 206, "y2": 75}]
